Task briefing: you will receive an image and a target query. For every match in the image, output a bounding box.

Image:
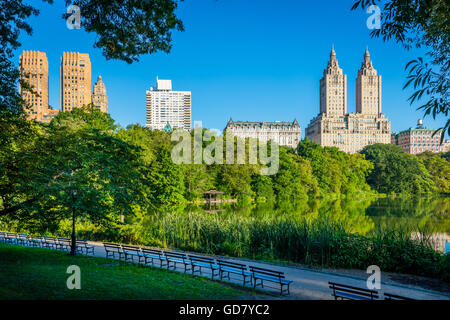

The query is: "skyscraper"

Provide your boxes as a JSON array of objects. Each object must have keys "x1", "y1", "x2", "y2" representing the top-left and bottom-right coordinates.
[
  {"x1": 320, "y1": 46, "x2": 347, "y2": 115},
  {"x1": 306, "y1": 47, "x2": 391, "y2": 153},
  {"x1": 356, "y1": 48, "x2": 382, "y2": 115},
  {"x1": 92, "y1": 75, "x2": 108, "y2": 113},
  {"x1": 60, "y1": 52, "x2": 92, "y2": 112},
  {"x1": 146, "y1": 78, "x2": 191, "y2": 131},
  {"x1": 19, "y1": 50, "x2": 53, "y2": 122}
]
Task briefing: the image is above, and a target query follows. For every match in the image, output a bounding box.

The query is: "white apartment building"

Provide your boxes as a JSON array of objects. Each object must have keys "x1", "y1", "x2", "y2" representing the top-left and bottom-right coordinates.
[{"x1": 146, "y1": 78, "x2": 191, "y2": 131}]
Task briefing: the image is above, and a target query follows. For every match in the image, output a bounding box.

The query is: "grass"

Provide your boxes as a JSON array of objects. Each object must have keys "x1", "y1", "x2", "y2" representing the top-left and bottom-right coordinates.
[{"x1": 0, "y1": 243, "x2": 259, "y2": 300}]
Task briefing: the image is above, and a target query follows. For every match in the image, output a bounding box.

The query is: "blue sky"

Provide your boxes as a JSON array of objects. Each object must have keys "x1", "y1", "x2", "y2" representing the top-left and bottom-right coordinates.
[{"x1": 13, "y1": 0, "x2": 447, "y2": 135}]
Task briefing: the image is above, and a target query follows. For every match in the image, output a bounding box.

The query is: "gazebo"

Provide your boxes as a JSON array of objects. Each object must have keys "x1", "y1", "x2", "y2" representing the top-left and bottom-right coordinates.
[{"x1": 204, "y1": 190, "x2": 224, "y2": 204}]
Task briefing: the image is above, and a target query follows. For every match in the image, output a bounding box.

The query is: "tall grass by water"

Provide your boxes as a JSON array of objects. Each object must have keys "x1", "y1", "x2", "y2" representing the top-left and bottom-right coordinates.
[{"x1": 53, "y1": 211, "x2": 450, "y2": 282}]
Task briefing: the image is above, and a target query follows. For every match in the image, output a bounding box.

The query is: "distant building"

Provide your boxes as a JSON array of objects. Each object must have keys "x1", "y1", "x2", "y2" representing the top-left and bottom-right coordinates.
[
  {"x1": 92, "y1": 75, "x2": 108, "y2": 113},
  {"x1": 60, "y1": 52, "x2": 92, "y2": 112},
  {"x1": 392, "y1": 120, "x2": 444, "y2": 154},
  {"x1": 146, "y1": 78, "x2": 191, "y2": 131},
  {"x1": 19, "y1": 50, "x2": 53, "y2": 122},
  {"x1": 225, "y1": 119, "x2": 301, "y2": 149},
  {"x1": 306, "y1": 47, "x2": 391, "y2": 153},
  {"x1": 444, "y1": 140, "x2": 450, "y2": 153}
]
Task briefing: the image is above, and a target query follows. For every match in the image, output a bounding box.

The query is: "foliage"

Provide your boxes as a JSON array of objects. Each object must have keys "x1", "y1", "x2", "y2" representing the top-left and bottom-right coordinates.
[
  {"x1": 417, "y1": 151, "x2": 450, "y2": 194},
  {"x1": 361, "y1": 144, "x2": 435, "y2": 194}
]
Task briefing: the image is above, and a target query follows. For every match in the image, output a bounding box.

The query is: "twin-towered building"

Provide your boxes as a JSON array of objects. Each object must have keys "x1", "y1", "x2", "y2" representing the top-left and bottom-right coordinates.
[
  {"x1": 306, "y1": 47, "x2": 391, "y2": 153},
  {"x1": 19, "y1": 50, "x2": 108, "y2": 123}
]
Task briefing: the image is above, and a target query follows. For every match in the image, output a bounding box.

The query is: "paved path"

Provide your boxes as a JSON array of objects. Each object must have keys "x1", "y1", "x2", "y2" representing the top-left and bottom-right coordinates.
[{"x1": 87, "y1": 241, "x2": 450, "y2": 300}]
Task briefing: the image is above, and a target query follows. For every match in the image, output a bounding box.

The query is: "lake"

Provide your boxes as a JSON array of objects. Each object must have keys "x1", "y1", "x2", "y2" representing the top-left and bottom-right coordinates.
[{"x1": 192, "y1": 195, "x2": 450, "y2": 253}]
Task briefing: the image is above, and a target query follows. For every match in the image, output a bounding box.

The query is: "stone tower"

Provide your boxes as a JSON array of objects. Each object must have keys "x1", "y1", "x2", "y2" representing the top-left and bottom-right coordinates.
[
  {"x1": 320, "y1": 46, "x2": 347, "y2": 115},
  {"x1": 92, "y1": 75, "x2": 108, "y2": 113},
  {"x1": 356, "y1": 47, "x2": 382, "y2": 115}
]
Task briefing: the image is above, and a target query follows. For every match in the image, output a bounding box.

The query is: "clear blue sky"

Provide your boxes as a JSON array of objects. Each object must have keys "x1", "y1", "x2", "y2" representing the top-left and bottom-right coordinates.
[{"x1": 13, "y1": 0, "x2": 447, "y2": 136}]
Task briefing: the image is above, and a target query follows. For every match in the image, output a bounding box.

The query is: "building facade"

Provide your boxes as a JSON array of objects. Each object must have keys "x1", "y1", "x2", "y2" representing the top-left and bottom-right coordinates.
[
  {"x1": 225, "y1": 119, "x2": 301, "y2": 149},
  {"x1": 60, "y1": 52, "x2": 92, "y2": 112},
  {"x1": 146, "y1": 78, "x2": 191, "y2": 131},
  {"x1": 92, "y1": 75, "x2": 108, "y2": 113},
  {"x1": 306, "y1": 47, "x2": 391, "y2": 153},
  {"x1": 392, "y1": 120, "x2": 445, "y2": 154},
  {"x1": 19, "y1": 50, "x2": 56, "y2": 122}
]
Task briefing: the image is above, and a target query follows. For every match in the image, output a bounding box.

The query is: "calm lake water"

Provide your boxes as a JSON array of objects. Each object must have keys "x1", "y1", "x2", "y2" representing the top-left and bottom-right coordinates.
[{"x1": 192, "y1": 196, "x2": 450, "y2": 253}]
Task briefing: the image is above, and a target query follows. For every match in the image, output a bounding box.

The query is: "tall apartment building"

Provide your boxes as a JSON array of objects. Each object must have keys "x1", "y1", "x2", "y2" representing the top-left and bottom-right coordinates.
[
  {"x1": 225, "y1": 119, "x2": 301, "y2": 149},
  {"x1": 60, "y1": 52, "x2": 92, "y2": 112},
  {"x1": 146, "y1": 78, "x2": 191, "y2": 131},
  {"x1": 306, "y1": 47, "x2": 391, "y2": 153},
  {"x1": 391, "y1": 120, "x2": 444, "y2": 154},
  {"x1": 92, "y1": 75, "x2": 108, "y2": 113},
  {"x1": 18, "y1": 50, "x2": 57, "y2": 122}
]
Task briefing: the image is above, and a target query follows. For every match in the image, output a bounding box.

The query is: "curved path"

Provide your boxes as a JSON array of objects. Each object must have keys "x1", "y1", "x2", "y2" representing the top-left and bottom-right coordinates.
[{"x1": 86, "y1": 241, "x2": 449, "y2": 300}]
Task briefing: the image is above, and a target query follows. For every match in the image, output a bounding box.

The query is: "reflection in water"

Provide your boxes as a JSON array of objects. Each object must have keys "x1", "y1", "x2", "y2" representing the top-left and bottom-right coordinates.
[{"x1": 194, "y1": 196, "x2": 450, "y2": 253}]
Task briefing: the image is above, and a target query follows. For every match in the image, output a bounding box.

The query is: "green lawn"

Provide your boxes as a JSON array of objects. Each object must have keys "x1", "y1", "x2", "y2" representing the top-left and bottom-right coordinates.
[{"x1": 0, "y1": 243, "x2": 259, "y2": 299}]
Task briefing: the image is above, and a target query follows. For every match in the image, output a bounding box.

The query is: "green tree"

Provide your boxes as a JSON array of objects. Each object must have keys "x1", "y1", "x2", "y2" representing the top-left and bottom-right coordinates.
[
  {"x1": 417, "y1": 151, "x2": 450, "y2": 194},
  {"x1": 361, "y1": 143, "x2": 435, "y2": 194}
]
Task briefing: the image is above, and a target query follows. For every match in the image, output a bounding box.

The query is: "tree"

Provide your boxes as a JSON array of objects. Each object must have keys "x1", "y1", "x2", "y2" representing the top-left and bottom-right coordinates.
[
  {"x1": 361, "y1": 143, "x2": 435, "y2": 194},
  {"x1": 351, "y1": 0, "x2": 449, "y2": 141},
  {"x1": 1, "y1": 122, "x2": 148, "y2": 255},
  {"x1": 417, "y1": 151, "x2": 450, "y2": 194}
]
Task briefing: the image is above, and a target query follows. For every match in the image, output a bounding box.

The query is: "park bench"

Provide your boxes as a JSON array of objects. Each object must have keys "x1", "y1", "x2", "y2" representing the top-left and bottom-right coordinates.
[
  {"x1": 250, "y1": 266, "x2": 293, "y2": 295},
  {"x1": 43, "y1": 236, "x2": 59, "y2": 249},
  {"x1": 384, "y1": 292, "x2": 415, "y2": 300},
  {"x1": 164, "y1": 251, "x2": 192, "y2": 273},
  {"x1": 76, "y1": 240, "x2": 95, "y2": 256},
  {"x1": 189, "y1": 255, "x2": 219, "y2": 279},
  {"x1": 121, "y1": 245, "x2": 143, "y2": 262},
  {"x1": 55, "y1": 238, "x2": 71, "y2": 251},
  {"x1": 5, "y1": 232, "x2": 18, "y2": 244},
  {"x1": 217, "y1": 260, "x2": 252, "y2": 287},
  {"x1": 16, "y1": 234, "x2": 31, "y2": 246},
  {"x1": 104, "y1": 242, "x2": 124, "y2": 259},
  {"x1": 329, "y1": 282, "x2": 379, "y2": 300},
  {"x1": 141, "y1": 248, "x2": 167, "y2": 267}
]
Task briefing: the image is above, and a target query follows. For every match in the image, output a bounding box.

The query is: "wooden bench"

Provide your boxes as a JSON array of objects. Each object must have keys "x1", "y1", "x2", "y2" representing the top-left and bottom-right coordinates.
[
  {"x1": 164, "y1": 251, "x2": 191, "y2": 273},
  {"x1": 384, "y1": 292, "x2": 414, "y2": 300},
  {"x1": 43, "y1": 236, "x2": 59, "y2": 249},
  {"x1": 16, "y1": 234, "x2": 30, "y2": 246},
  {"x1": 189, "y1": 255, "x2": 219, "y2": 279},
  {"x1": 54, "y1": 238, "x2": 71, "y2": 251},
  {"x1": 104, "y1": 243, "x2": 124, "y2": 259},
  {"x1": 76, "y1": 240, "x2": 95, "y2": 255},
  {"x1": 217, "y1": 260, "x2": 252, "y2": 287},
  {"x1": 250, "y1": 266, "x2": 293, "y2": 295},
  {"x1": 121, "y1": 245, "x2": 143, "y2": 262},
  {"x1": 141, "y1": 248, "x2": 167, "y2": 267},
  {"x1": 329, "y1": 282, "x2": 378, "y2": 300},
  {"x1": 5, "y1": 232, "x2": 18, "y2": 244}
]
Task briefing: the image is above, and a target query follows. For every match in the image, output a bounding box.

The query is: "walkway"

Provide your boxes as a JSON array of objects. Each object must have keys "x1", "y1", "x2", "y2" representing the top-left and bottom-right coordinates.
[{"x1": 86, "y1": 241, "x2": 449, "y2": 300}]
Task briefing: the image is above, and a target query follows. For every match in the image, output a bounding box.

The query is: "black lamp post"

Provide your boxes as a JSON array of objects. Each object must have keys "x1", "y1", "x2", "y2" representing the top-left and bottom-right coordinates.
[{"x1": 69, "y1": 189, "x2": 77, "y2": 256}]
